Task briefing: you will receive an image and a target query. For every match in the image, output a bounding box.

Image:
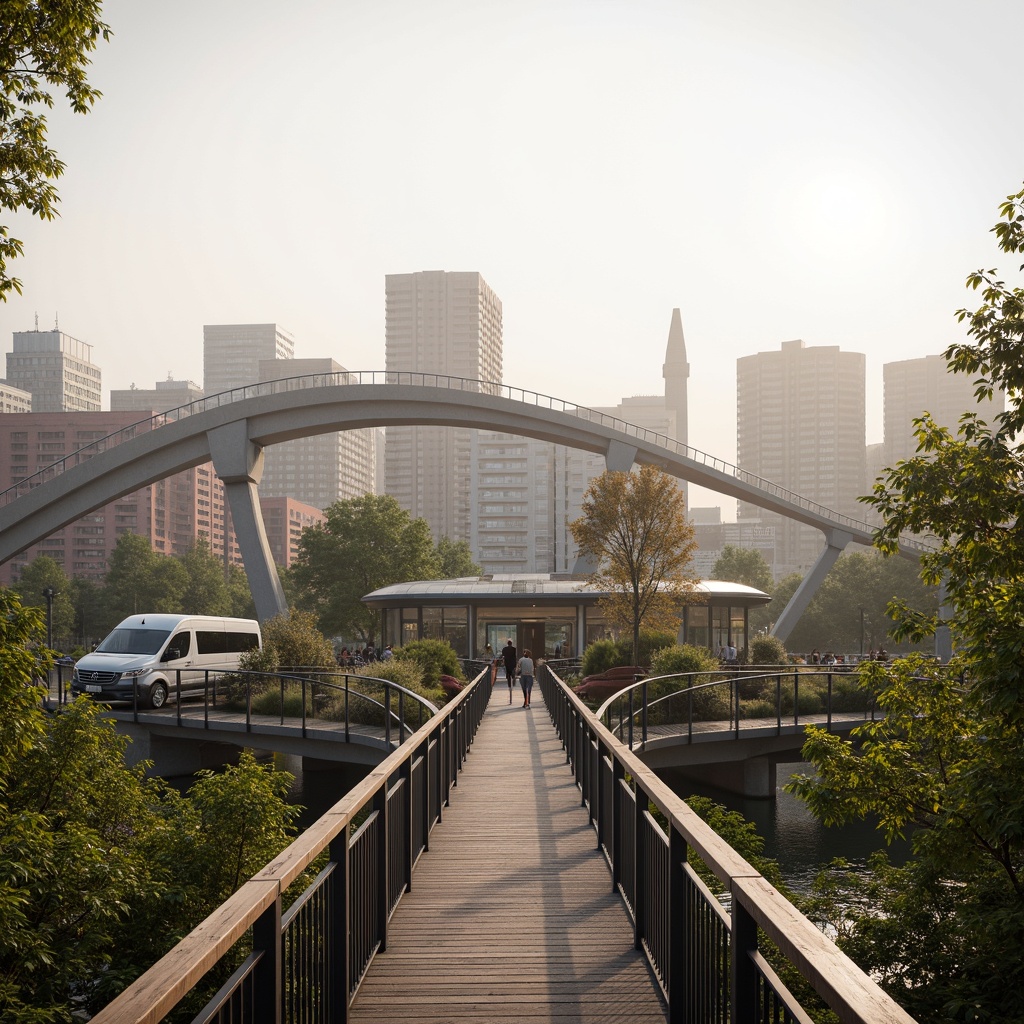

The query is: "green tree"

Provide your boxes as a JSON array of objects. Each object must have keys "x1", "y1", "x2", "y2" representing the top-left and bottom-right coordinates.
[
  {"x1": 711, "y1": 544, "x2": 773, "y2": 592},
  {"x1": 435, "y1": 535, "x2": 481, "y2": 577},
  {"x1": 11, "y1": 555, "x2": 75, "y2": 642},
  {"x1": 570, "y1": 465, "x2": 698, "y2": 665},
  {"x1": 98, "y1": 533, "x2": 187, "y2": 630},
  {"x1": 291, "y1": 494, "x2": 440, "y2": 642},
  {"x1": 788, "y1": 184, "x2": 1024, "y2": 1022},
  {"x1": 226, "y1": 563, "x2": 257, "y2": 619},
  {"x1": 178, "y1": 538, "x2": 231, "y2": 615},
  {"x1": 245, "y1": 609, "x2": 335, "y2": 671},
  {"x1": 1, "y1": 2, "x2": 111, "y2": 299},
  {"x1": 0, "y1": 588, "x2": 306, "y2": 1020}
]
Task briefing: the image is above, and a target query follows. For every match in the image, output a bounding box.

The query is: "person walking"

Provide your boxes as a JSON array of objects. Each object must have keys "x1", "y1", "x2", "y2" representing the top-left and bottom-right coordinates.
[
  {"x1": 517, "y1": 648, "x2": 535, "y2": 708},
  {"x1": 502, "y1": 639, "x2": 517, "y2": 704}
]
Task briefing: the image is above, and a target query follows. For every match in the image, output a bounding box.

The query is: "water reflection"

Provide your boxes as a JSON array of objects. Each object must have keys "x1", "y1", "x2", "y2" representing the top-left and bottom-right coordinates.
[{"x1": 659, "y1": 762, "x2": 910, "y2": 894}]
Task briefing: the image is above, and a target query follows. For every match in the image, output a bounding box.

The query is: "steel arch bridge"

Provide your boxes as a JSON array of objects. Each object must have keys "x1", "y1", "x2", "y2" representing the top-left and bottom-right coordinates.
[{"x1": 0, "y1": 371, "x2": 925, "y2": 638}]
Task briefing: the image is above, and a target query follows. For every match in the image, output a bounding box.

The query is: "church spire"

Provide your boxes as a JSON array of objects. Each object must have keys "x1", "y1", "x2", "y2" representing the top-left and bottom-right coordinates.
[{"x1": 662, "y1": 308, "x2": 689, "y2": 447}]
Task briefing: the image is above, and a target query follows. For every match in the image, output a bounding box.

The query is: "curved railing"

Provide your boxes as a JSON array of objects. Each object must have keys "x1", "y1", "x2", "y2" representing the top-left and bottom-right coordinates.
[
  {"x1": 69, "y1": 667, "x2": 440, "y2": 749},
  {"x1": 594, "y1": 665, "x2": 878, "y2": 750},
  {"x1": 88, "y1": 667, "x2": 491, "y2": 1024},
  {"x1": 538, "y1": 661, "x2": 917, "y2": 1024},
  {"x1": 0, "y1": 370, "x2": 929, "y2": 550}
]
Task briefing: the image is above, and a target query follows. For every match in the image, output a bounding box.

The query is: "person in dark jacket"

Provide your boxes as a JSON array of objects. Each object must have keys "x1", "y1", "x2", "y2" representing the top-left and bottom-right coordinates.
[{"x1": 502, "y1": 639, "x2": 517, "y2": 702}]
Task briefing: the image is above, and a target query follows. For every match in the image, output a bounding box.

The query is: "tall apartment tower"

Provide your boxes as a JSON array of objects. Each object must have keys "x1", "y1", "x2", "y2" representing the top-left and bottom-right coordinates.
[
  {"x1": 203, "y1": 323, "x2": 295, "y2": 397},
  {"x1": 883, "y1": 353, "x2": 1004, "y2": 468},
  {"x1": 385, "y1": 271, "x2": 503, "y2": 542},
  {"x1": 737, "y1": 339, "x2": 866, "y2": 577},
  {"x1": 258, "y1": 357, "x2": 376, "y2": 508},
  {"x1": 6, "y1": 329, "x2": 102, "y2": 411}
]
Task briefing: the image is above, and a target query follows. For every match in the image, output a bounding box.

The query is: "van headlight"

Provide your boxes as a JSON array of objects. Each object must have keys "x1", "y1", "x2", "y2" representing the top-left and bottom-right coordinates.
[{"x1": 121, "y1": 669, "x2": 146, "y2": 679}]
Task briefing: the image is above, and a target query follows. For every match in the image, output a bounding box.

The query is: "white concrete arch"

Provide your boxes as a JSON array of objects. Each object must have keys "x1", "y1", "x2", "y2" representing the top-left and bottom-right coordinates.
[{"x1": 0, "y1": 375, "x2": 921, "y2": 629}]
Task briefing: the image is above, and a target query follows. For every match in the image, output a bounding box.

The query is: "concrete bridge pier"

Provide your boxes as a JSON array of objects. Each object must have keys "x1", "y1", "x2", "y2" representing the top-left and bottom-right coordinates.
[
  {"x1": 662, "y1": 756, "x2": 778, "y2": 799},
  {"x1": 117, "y1": 722, "x2": 246, "y2": 777},
  {"x1": 207, "y1": 420, "x2": 288, "y2": 623}
]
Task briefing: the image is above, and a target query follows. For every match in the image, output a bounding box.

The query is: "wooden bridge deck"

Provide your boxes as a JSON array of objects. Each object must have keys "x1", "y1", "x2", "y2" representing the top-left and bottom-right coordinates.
[{"x1": 349, "y1": 682, "x2": 668, "y2": 1024}]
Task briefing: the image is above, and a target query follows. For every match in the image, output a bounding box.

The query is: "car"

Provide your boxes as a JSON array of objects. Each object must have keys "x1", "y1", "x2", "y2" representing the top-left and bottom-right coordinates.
[{"x1": 573, "y1": 665, "x2": 646, "y2": 703}]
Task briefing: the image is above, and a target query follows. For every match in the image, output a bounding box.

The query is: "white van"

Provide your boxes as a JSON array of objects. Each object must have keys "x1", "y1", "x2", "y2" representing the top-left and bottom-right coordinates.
[{"x1": 72, "y1": 614, "x2": 262, "y2": 709}]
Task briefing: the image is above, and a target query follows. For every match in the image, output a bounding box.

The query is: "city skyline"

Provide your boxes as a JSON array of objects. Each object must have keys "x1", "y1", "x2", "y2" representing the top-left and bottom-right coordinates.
[{"x1": 0, "y1": 0, "x2": 1018, "y2": 496}]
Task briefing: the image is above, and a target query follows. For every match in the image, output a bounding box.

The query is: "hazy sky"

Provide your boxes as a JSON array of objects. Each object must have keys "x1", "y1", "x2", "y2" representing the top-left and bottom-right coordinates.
[{"x1": 1, "y1": 0, "x2": 1021, "y2": 513}]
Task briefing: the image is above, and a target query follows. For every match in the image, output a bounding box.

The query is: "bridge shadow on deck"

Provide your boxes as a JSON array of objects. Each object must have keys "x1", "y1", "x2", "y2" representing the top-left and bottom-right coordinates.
[{"x1": 348, "y1": 684, "x2": 668, "y2": 1024}]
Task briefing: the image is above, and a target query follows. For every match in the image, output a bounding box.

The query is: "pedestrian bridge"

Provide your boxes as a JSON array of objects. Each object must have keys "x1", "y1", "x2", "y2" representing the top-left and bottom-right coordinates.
[
  {"x1": 0, "y1": 372, "x2": 927, "y2": 639},
  {"x1": 90, "y1": 665, "x2": 915, "y2": 1024}
]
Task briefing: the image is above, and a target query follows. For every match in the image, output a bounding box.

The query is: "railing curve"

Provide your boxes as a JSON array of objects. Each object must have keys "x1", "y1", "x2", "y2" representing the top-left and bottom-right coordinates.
[{"x1": 538, "y1": 661, "x2": 917, "y2": 1024}]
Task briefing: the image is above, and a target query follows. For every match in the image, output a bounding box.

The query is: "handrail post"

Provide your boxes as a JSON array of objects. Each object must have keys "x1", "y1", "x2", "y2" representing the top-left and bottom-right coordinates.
[
  {"x1": 633, "y1": 779, "x2": 646, "y2": 952},
  {"x1": 374, "y1": 783, "x2": 389, "y2": 953},
  {"x1": 667, "y1": 827, "x2": 687, "y2": 1024},
  {"x1": 252, "y1": 897, "x2": 282, "y2": 1024},
  {"x1": 329, "y1": 830, "x2": 350, "y2": 1024},
  {"x1": 731, "y1": 897, "x2": 758, "y2": 1023},
  {"x1": 640, "y1": 678, "x2": 648, "y2": 747},
  {"x1": 611, "y1": 758, "x2": 625, "y2": 894}
]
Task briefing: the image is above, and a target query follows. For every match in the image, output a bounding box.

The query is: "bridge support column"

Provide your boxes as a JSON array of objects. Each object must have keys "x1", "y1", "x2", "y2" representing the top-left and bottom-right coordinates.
[
  {"x1": 771, "y1": 528, "x2": 853, "y2": 643},
  {"x1": 117, "y1": 724, "x2": 245, "y2": 775},
  {"x1": 207, "y1": 420, "x2": 288, "y2": 623},
  {"x1": 572, "y1": 440, "x2": 640, "y2": 575}
]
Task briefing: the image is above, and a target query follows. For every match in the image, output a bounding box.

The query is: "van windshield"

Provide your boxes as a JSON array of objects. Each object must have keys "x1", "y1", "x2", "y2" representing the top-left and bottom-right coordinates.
[{"x1": 95, "y1": 628, "x2": 172, "y2": 656}]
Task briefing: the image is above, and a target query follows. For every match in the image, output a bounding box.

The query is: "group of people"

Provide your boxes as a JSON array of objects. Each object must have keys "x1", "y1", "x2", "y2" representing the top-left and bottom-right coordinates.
[
  {"x1": 336, "y1": 643, "x2": 394, "y2": 667},
  {"x1": 485, "y1": 640, "x2": 535, "y2": 707}
]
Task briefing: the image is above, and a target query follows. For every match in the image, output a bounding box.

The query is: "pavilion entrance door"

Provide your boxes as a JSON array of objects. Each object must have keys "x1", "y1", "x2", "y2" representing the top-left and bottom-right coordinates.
[{"x1": 520, "y1": 622, "x2": 546, "y2": 659}]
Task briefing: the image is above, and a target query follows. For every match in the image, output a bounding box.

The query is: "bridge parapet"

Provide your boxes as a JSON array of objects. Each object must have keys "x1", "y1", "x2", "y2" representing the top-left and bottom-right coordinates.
[{"x1": 0, "y1": 370, "x2": 929, "y2": 554}]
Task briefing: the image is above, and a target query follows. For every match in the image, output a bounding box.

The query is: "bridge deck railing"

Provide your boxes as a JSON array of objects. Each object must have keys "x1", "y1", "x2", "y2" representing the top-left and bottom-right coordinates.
[
  {"x1": 68, "y1": 668, "x2": 440, "y2": 748},
  {"x1": 538, "y1": 661, "x2": 916, "y2": 1024},
  {"x1": 593, "y1": 665, "x2": 880, "y2": 750},
  {"x1": 88, "y1": 667, "x2": 491, "y2": 1024},
  {"x1": 0, "y1": 371, "x2": 931, "y2": 551}
]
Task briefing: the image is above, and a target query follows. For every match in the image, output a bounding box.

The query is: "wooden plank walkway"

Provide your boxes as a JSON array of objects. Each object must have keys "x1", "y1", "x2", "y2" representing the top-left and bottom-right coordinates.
[{"x1": 349, "y1": 682, "x2": 668, "y2": 1024}]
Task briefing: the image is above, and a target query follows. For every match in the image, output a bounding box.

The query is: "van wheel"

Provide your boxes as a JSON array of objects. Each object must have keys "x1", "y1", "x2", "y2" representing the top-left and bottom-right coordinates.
[{"x1": 148, "y1": 681, "x2": 168, "y2": 709}]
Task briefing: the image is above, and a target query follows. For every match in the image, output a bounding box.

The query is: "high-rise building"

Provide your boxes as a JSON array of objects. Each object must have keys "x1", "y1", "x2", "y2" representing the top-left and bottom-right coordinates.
[
  {"x1": 258, "y1": 357, "x2": 376, "y2": 508},
  {"x1": 0, "y1": 412, "x2": 239, "y2": 585},
  {"x1": 6, "y1": 329, "x2": 102, "y2": 411},
  {"x1": 110, "y1": 378, "x2": 204, "y2": 414},
  {"x1": 203, "y1": 323, "x2": 295, "y2": 397},
  {"x1": 882, "y1": 353, "x2": 1004, "y2": 467},
  {"x1": 0, "y1": 381, "x2": 32, "y2": 413},
  {"x1": 736, "y1": 339, "x2": 865, "y2": 577},
  {"x1": 258, "y1": 496, "x2": 325, "y2": 568},
  {"x1": 385, "y1": 271, "x2": 503, "y2": 542}
]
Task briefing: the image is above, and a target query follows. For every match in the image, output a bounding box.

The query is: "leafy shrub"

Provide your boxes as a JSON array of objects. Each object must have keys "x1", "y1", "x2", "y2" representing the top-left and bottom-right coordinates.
[
  {"x1": 749, "y1": 634, "x2": 789, "y2": 665},
  {"x1": 392, "y1": 639, "x2": 462, "y2": 689},
  {"x1": 614, "y1": 629, "x2": 678, "y2": 668},
  {"x1": 742, "y1": 698, "x2": 778, "y2": 720},
  {"x1": 258, "y1": 609, "x2": 335, "y2": 670},
  {"x1": 649, "y1": 643, "x2": 719, "y2": 678},
  {"x1": 581, "y1": 639, "x2": 619, "y2": 677}
]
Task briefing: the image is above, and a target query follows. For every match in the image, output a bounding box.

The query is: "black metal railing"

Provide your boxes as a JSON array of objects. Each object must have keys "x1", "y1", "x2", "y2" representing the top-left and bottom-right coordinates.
[
  {"x1": 594, "y1": 665, "x2": 880, "y2": 751},
  {"x1": 538, "y1": 661, "x2": 916, "y2": 1024},
  {"x1": 89, "y1": 667, "x2": 491, "y2": 1024}
]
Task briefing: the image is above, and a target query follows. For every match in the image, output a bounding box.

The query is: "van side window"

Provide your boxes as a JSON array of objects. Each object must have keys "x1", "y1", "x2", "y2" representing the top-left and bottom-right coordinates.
[
  {"x1": 196, "y1": 630, "x2": 227, "y2": 655},
  {"x1": 165, "y1": 631, "x2": 192, "y2": 659},
  {"x1": 225, "y1": 631, "x2": 260, "y2": 653}
]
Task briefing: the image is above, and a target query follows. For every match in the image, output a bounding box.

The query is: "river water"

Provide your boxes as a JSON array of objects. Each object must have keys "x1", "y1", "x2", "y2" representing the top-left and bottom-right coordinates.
[{"x1": 270, "y1": 754, "x2": 906, "y2": 896}]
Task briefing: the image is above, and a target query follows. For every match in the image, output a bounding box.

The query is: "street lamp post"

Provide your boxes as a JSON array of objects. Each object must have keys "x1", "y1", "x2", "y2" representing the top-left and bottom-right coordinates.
[
  {"x1": 859, "y1": 607, "x2": 865, "y2": 656},
  {"x1": 42, "y1": 587, "x2": 55, "y2": 650}
]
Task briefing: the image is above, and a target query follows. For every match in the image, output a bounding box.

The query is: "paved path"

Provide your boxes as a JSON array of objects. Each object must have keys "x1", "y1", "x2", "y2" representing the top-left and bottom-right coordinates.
[{"x1": 349, "y1": 683, "x2": 667, "y2": 1024}]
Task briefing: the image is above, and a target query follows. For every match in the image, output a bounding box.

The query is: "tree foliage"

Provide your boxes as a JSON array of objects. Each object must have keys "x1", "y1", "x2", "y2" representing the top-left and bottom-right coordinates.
[
  {"x1": 0, "y1": 588, "x2": 304, "y2": 1021},
  {"x1": 10, "y1": 554, "x2": 75, "y2": 641},
  {"x1": 434, "y1": 535, "x2": 481, "y2": 577},
  {"x1": 570, "y1": 465, "x2": 698, "y2": 663},
  {"x1": 291, "y1": 494, "x2": 441, "y2": 642},
  {"x1": 711, "y1": 544, "x2": 773, "y2": 593},
  {"x1": 789, "y1": 184, "x2": 1024, "y2": 1022},
  {"x1": 1, "y1": 0, "x2": 111, "y2": 299}
]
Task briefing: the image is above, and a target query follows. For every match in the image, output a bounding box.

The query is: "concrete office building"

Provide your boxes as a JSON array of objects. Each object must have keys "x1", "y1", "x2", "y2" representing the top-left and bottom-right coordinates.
[
  {"x1": 258, "y1": 357, "x2": 376, "y2": 508},
  {"x1": 110, "y1": 378, "x2": 204, "y2": 414},
  {"x1": 882, "y1": 353, "x2": 1004, "y2": 467},
  {"x1": 6, "y1": 329, "x2": 102, "y2": 412},
  {"x1": 0, "y1": 381, "x2": 32, "y2": 413},
  {"x1": 203, "y1": 323, "x2": 295, "y2": 398},
  {"x1": 737, "y1": 339, "x2": 866, "y2": 578},
  {"x1": 385, "y1": 271, "x2": 503, "y2": 543}
]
